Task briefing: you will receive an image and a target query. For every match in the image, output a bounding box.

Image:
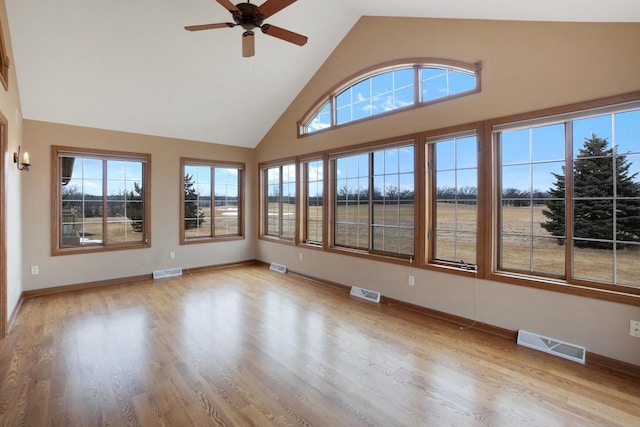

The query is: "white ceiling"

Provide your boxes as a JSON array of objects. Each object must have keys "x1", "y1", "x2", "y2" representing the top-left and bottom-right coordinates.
[{"x1": 6, "y1": 0, "x2": 640, "y2": 148}]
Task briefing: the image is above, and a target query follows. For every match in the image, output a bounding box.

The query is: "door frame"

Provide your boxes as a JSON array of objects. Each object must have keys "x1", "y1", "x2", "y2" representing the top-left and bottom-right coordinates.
[{"x1": 0, "y1": 112, "x2": 7, "y2": 338}]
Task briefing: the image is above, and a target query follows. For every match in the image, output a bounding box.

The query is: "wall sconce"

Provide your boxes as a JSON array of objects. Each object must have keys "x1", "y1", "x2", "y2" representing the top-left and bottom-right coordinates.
[{"x1": 13, "y1": 145, "x2": 31, "y2": 171}]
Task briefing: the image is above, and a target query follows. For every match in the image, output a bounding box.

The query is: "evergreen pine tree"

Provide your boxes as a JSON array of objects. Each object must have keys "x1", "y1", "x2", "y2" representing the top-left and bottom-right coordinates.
[
  {"x1": 184, "y1": 173, "x2": 205, "y2": 229},
  {"x1": 126, "y1": 182, "x2": 143, "y2": 232},
  {"x1": 540, "y1": 170, "x2": 566, "y2": 241},
  {"x1": 541, "y1": 133, "x2": 640, "y2": 249}
]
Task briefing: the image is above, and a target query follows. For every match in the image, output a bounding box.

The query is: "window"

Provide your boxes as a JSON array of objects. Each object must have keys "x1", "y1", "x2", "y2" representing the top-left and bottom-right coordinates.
[
  {"x1": 333, "y1": 143, "x2": 415, "y2": 257},
  {"x1": 303, "y1": 158, "x2": 324, "y2": 244},
  {"x1": 335, "y1": 152, "x2": 370, "y2": 250},
  {"x1": 181, "y1": 159, "x2": 244, "y2": 244},
  {"x1": 336, "y1": 67, "x2": 415, "y2": 125},
  {"x1": 498, "y1": 123, "x2": 566, "y2": 276},
  {"x1": 52, "y1": 147, "x2": 150, "y2": 255},
  {"x1": 428, "y1": 131, "x2": 479, "y2": 267},
  {"x1": 494, "y1": 102, "x2": 640, "y2": 289},
  {"x1": 421, "y1": 66, "x2": 476, "y2": 102},
  {"x1": 262, "y1": 162, "x2": 296, "y2": 240},
  {"x1": 264, "y1": 89, "x2": 640, "y2": 302},
  {"x1": 300, "y1": 59, "x2": 481, "y2": 135}
]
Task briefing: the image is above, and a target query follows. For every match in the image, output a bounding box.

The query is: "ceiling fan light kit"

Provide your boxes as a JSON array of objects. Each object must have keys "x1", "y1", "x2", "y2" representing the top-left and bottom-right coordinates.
[{"x1": 185, "y1": 0, "x2": 308, "y2": 57}]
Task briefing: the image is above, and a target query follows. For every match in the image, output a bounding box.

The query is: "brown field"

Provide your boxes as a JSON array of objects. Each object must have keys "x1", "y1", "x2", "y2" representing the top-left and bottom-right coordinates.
[
  {"x1": 185, "y1": 206, "x2": 239, "y2": 238},
  {"x1": 266, "y1": 202, "x2": 296, "y2": 238},
  {"x1": 325, "y1": 202, "x2": 638, "y2": 286},
  {"x1": 64, "y1": 216, "x2": 143, "y2": 244},
  {"x1": 69, "y1": 202, "x2": 638, "y2": 286}
]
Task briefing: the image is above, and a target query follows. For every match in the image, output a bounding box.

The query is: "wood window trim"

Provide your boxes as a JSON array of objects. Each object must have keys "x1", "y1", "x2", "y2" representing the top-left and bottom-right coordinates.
[
  {"x1": 328, "y1": 135, "x2": 419, "y2": 259},
  {"x1": 483, "y1": 91, "x2": 640, "y2": 306},
  {"x1": 422, "y1": 122, "x2": 485, "y2": 277},
  {"x1": 0, "y1": 20, "x2": 9, "y2": 91},
  {"x1": 51, "y1": 146, "x2": 151, "y2": 256},
  {"x1": 299, "y1": 152, "x2": 327, "y2": 248},
  {"x1": 179, "y1": 157, "x2": 245, "y2": 245},
  {"x1": 298, "y1": 58, "x2": 482, "y2": 138},
  {"x1": 258, "y1": 158, "x2": 298, "y2": 244},
  {"x1": 0, "y1": 112, "x2": 7, "y2": 338}
]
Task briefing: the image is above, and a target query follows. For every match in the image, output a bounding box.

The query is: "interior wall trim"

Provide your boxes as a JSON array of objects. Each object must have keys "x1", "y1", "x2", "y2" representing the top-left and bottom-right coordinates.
[
  {"x1": 21, "y1": 259, "x2": 257, "y2": 300},
  {"x1": 281, "y1": 264, "x2": 640, "y2": 379},
  {"x1": 21, "y1": 273, "x2": 154, "y2": 299},
  {"x1": 7, "y1": 295, "x2": 23, "y2": 331}
]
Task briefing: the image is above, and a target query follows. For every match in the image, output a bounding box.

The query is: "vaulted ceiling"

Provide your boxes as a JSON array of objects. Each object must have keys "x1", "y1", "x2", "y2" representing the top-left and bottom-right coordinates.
[{"x1": 6, "y1": 0, "x2": 640, "y2": 148}]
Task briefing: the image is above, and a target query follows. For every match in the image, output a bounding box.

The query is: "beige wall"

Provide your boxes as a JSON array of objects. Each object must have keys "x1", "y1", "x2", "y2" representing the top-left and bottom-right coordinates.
[
  {"x1": 255, "y1": 17, "x2": 640, "y2": 365},
  {"x1": 257, "y1": 17, "x2": 640, "y2": 159},
  {"x1": 21, "y1": 120, "x2": 256, "y2": 290},
  {"x1": 1, "y1": 0, "x2": 23, "y2": 323}
]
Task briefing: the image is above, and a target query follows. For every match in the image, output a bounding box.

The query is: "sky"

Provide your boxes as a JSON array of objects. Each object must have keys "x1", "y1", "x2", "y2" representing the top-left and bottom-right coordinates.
[
  {"x1": 308, "y1": 66, "x2": 476, "y2": 132},
  {"x1": 66, "y1": 105, "x2": 640, "y2": 204},
  {"x1": 501, "y1": 109, "x2": 640, "y2": 195},
  {"x1": 306, "y1": 108, "x2": 640, "y2": 200}
]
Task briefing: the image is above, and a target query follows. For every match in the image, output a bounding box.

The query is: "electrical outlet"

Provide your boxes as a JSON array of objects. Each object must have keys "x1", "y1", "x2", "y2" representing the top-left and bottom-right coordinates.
[
  {"x1": 170, "y1": 251, "x2": 175, "y2": 259},
  {"x1": 299, "y1": 252, "x2": 303, "y2": 261},
  {"x1": 31, "y1": 265, "x2": 39, "y2": 275},
  {"x1": 408, "y1": 275, "x2": 415, "y2": 286},
  {"x1": 630, "y1": 320, "x2": 640, "y2": 338}
]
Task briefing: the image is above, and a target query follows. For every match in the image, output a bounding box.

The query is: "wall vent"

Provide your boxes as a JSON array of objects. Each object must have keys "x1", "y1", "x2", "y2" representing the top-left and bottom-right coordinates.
[
  {"x1": 517, "y1": 330, "x2": 586, "y2": 364},
  {"x1": 153, "y1": 268, "x2": 183, "y2": 280},
  {"x1": 350, "y1": 286, "x2": 381, "y2": 303},
  {"x1": 269, "y1": 263, "x2": 287, "y2": 274}
]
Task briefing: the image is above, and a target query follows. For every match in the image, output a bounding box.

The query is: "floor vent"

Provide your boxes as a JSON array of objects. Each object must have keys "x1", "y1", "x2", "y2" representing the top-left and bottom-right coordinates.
[
  {"x1": 517, "y1": 330, "x2": 585, "y2": 364},
  {"x1": 269, "y1": 263, "x2": 287, "y2": 274},
  {"x1": 153, "y1": 268, "x2": 183, "y2": 280},
  {"x1": 350, "y1": 286, "x2": 381, "y2": 303}
]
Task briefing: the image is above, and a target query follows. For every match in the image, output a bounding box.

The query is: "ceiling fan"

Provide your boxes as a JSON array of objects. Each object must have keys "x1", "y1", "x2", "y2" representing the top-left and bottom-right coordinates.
[{"x1": 185, "y1": 0, "x2": 308, "y2": 57}]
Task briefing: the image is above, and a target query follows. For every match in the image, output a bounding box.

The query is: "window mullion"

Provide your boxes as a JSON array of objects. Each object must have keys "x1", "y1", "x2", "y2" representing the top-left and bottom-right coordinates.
[
  {"x1": 564, "y1": 121, "x2": 574, "y2": 281},
  {"x1": 611, "y1": 114, "x2": 618, "y2": 285},
  {"x1": 529, "y1": 129, "x2": 535, "y2": 272},
  {"x1": 279, "y1": 166, "x2": 284, "y2": 238},
  {"x1": 369, "y1": 153, "x2": 374, "y2": 251},
  {"x1": 302, "y1": 162, "x2": 308, "y2": 243},
  {"x1": 414, "y1": 65, "x2": 420, "y2": 104},
  {"x1": 214, "y1": 166, "x2": 216, "y2": 237},
  {"x1": 102, "y1": 158, "x2": 108, "y2": 246}
]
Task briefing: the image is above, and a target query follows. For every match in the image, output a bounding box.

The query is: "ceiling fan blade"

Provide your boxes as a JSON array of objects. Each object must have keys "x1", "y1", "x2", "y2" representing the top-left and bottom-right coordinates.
[
  {"x1": 261, "y1": 24, "x2": 307, "y2": 46},
  {"x1": 242, "y1": 32, "x2": 255, "y2": 58},
  {"x1": 216, "y1": 0, "x2": 240, "y2": 12},
  {"x1": 184, "y1": 22, "x2": 235, "y2": 31},
  {"x1": 257, "y1": 0, "x2": 296, "y2": 18}
]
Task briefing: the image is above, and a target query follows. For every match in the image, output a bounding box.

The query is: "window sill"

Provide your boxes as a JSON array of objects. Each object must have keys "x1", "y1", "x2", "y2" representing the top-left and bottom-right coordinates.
[
  {"x1": 488, "y1": 270, "x2": 640, "y2": 306},
  {"x1": 259, "y1": 235, "x2": 297, "y2": 246},
  {"x1": 425, "y1": 261, "x2": 478, "y2": 278},
  {"x1": 181, "y1": 235, "x2": 244, "y2": 245},
  {"x1": 52, "y1": 241, "x2": 150, "y2": 256},
  {"x1": 299, "y1": 242, "x2": 324, "y2": 251},
  {"x1": 326, "y1": 246, "x2": 413, "y2": 267}
]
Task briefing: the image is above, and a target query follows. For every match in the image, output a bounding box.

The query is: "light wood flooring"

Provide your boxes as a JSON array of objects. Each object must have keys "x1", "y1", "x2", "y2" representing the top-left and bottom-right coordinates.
[{"x1": 1, "y1": 264, "x2": 639, "y2": 426}]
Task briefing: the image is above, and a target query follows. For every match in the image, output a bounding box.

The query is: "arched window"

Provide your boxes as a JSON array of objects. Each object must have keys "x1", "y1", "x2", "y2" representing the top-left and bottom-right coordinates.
[{"x1": 299, "y1": 59, "x2": 481, "y2": 136}]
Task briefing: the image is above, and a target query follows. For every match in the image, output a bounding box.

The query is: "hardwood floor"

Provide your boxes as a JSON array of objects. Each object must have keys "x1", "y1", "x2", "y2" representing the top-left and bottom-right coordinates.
[{"x1": 1, "y1": 264, "x2": 639, "y2": 426}]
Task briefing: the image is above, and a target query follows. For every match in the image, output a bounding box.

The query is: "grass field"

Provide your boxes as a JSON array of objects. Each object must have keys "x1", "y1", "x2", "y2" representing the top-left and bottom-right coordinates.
[
  {"x1": 329, "y1": 202, "x2": 638, "y2": 286},
  {"x1": 63, "y1": 216, "x2": 143, "y2": 244},
  {"x1": 66, "y1": 201, "x2": 638, "y2": 286},
  {"x1": 184, "y1": 206, "x2": 239, "y2": 238}
]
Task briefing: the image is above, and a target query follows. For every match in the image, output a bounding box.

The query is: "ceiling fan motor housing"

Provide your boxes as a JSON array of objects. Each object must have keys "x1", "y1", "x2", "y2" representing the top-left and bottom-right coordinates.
[{"x1": 233, "y1": 3, "x2": 265, "y2": 30}]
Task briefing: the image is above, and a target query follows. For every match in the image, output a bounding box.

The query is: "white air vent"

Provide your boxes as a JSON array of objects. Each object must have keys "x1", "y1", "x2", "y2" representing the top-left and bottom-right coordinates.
[
  {"x1": 517, "y1": 330, "x2": 585, "y2": 364},
  {"x1": 153, "y1": 268, "x2": 183, "y2": 279},
  {"x1": 350, "y1": 286, "x2": 381, "y2": 303},
  {"x1": 269, "y1": 262, "x2": 287, "y2": 274}
]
